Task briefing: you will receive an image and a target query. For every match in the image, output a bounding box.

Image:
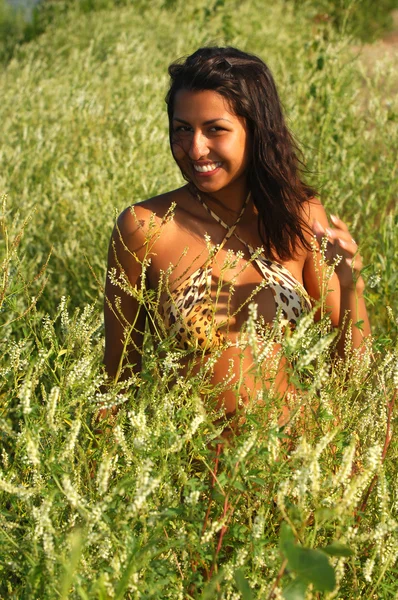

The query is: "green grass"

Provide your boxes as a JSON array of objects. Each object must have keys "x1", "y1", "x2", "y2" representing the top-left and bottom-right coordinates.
[{"x1": 0, "y1": 0, "x2": 397, "y2": 597}]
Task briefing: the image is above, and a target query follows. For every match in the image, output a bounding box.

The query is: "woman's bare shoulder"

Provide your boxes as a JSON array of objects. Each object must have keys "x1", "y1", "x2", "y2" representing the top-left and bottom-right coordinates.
[
  {"x1": 116, "y1": 187, "x2": 186, "y2": 240},
  {"x1": 301, "y1": 197, "x2": 330, "y2": 228}
]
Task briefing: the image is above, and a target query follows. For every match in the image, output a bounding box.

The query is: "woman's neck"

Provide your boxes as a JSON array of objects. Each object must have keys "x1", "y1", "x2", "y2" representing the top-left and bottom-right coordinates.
[{"x1": 190, "y1": 180, "x2": 250, "y2": 219}]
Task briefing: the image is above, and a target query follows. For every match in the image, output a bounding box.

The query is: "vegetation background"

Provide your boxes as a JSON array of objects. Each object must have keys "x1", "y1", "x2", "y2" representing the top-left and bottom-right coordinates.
[{"x1": 0, "y1": 0, "x2": 397, "y2": 598}]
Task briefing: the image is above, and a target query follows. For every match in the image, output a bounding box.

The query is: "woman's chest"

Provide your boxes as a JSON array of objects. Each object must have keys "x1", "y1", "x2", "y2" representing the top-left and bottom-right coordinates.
[{"x1": 148, "y1": 227, "x2": 309, "y2": 333}]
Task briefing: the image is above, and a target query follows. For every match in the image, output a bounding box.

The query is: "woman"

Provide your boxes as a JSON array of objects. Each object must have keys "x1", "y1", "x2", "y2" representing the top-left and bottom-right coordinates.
[{"x1": 103, "y1": 46, "x2": 370, "y2": 418}]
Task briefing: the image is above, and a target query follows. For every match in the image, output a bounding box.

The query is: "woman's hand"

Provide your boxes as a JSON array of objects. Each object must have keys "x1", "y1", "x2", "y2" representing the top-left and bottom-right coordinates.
[
  {"x1": 303, "y1": 200, "x2": 371, "y2": 354},
  {"x1": 312, "y1": 215, "x2": 364, "y2": 292}
]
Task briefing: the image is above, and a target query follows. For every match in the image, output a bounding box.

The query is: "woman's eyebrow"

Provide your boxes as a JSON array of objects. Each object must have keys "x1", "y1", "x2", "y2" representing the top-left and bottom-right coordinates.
[{"x1": 172, "y1": 117, "x2": 233, "y2": 125}]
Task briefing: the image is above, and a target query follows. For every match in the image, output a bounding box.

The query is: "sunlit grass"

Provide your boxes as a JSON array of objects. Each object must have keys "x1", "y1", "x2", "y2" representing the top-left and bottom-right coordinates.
[{"x1": 0, "y1": 0, "x2": 397, "y2": 597}]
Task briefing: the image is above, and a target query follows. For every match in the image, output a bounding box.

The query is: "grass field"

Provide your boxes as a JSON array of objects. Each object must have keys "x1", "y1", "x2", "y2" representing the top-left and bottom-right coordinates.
[{"x1": 0, "y1": 0, "x2": 397, "y2": 597}]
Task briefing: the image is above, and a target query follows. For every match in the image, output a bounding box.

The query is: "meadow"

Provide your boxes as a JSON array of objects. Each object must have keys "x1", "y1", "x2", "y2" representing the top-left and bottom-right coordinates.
[{"x1": 0, "y1": 0, "x2": 397, "y2": 597}]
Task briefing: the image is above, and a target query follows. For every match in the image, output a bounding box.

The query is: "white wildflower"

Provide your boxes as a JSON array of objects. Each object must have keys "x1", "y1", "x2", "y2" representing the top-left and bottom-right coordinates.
[
  {"x1": 9, "y1": 340, "x2": 28, "y2": 371},
  {"x1": 126, "y1": 571, "x2": 140, "y2": 594},
  {"x1": 248, "y1": 302, "x2": 258, "y2": 322},
  {"x1": 88, "y1": 503, "x2": 104, "y2": 527},
  {"x1": 163, "y1": 351, "x2": 182, "y2": 373},
  {"x1": 309, "y1": 459, "x2": 321, "y2": 496},
  {"x1": 334, "y1": 556, "x2": 346, "y2": 588},
  {"x1": 99, "y1": 536, "x2": 112, "y2": 561},
  {"x1": 267, "y1": 425, "x2": 281, "y2": 462},
  {"x1": 62, "y1": 475, "x2": 84, "y2": 509},
  {"x1": 19, "y1": 379, "x2": 33, "y2": 415},
  {"x1": 187, "y1": 414, "x2": 205, "y2": 437},
  {"x1": 26, "y1": 435, "x2": 40, "y2": 468},
  {"x1": 129, "y1": 459, "x2": 160, "y2": 516},
  {"x1": 201, "y1": 518, "x2": 225, "y2": 544},
  {"x1": 272, "y1": 586, "x2": 283, "y2": 600},
  {"x1": 185, "y1": 490, "x2": 200, "y2": 506},
  {"x1": 60, "y1": 419, "x2": 81, "y2": 460},
  {"x1": 363, "y1": 557, "x2": 375, "y2": 582},
  {"x1": 341, "y1": 469, "x2": 376, "y2": 512},
  {"x1": 333, "y1": 438, "x2": 356, "y2": 488},
  {"x1": 42, "y1": 314, "x2": 55, "y2": 342},
  {"x1": 1, "y1": 449, "x2": 9, "y2": 470},
  {"x1": 291, "y1": 436, "x2": 310, "y2": 460},
  {"x1": 32, "y1": 498, "x2": 55, "y2": 563},
  {"x1": 113, "y1": 425, "x2": 132, "y2": 465},
  {"x1": 0, "y1": 475, "x2": 34, "y2": 497},
  {"x1": 235, "y1": 548, "x2": 248, "y2": 567},
  {"x1": 386, "y1": 306, "x2": 397, "y2": 326},
  {"x1": 66, "y1": 356, "x2": 92, "y2": 387},
  {"x1": 276, "y1": 479, "x2": 290, "y2": 519},
  {"x1": 235, "y1": 435, "x2": 256, "y2": 463},
  {"x1": 47, "y1": 386, "x2": 60, "y2": 429},
  {"x1": 129, "y1": 410, "x2": 147, "y2": 430},
  {"x1": 252, "y1": 510, "x2": 265, "y2": 539},
  {"x1": 129, "y1": 410, "x2": 148, "y2": 449},
  {"x1": 314, "y1": 429, "x2": 337, "y2": 459},
  {"x1": 58, "y1": 296, "x2": 70, "y2": 333},
  {"x1": 96, "y1": 453, "x2": 113, "y2": 496},
  {"x1": 365, "y1": 443, "x2": 382, "y2": 472},
  {"x1": 296, "y1": 332, "x2": 336, "y2": 368},
  {"x1": 257, "y1": 338, "x2": 277, "y2": 363},
  {"x1": 292, "y1": 468, "x2": 308, "y2": 502},
  {"x1": 204, "y1": 232, "x2": 214, "y2": 249},
  {"x1": 100, "y1": 570, "x2": 115, "y2": 597},
  {"x1": 285, "y1": 311, "x2": 315, "y2": 352},
  {"x1": 224, "y1": 562, "x2": 234, "y2": 581},
  {"x1": 367, "y1": 273, "x2": 381, "y2": 288},
  {"x1": 393, "y1": 358, "x2": 398, "y2": 389}
]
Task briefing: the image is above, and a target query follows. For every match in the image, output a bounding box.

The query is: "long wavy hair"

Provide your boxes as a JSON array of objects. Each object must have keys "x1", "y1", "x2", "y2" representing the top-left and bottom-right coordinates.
[{"x1": 165, "y1": 46, "x2": 317, "y2": 261}]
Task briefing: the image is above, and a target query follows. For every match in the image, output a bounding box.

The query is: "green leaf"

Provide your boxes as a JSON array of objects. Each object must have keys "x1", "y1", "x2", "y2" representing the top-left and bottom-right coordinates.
[
  {"x1": 233, "y1": 569, "x2": 253, "y2": 600},
  {"x1": 286, "y1": 547, "x2": 336, "y2": 592},
  {"x1": 233, "y1": 479, "x2": 246, "y2": 492},
  {"x1": 249, "y1": 477, "x2": 267, "y2": 485},
  {"x1": 354, "y1": 319, "x2": 364, "y2": 331},
  {"x1": 316, "y1": 54, "x2": 324, "y2": 70},
  {"x1": 283, "y1": 577, "x2": 308, "y2": 600},
  {"x1": 60, "y1": 529, "x2": 84, "y2": 600},
  {"x1": 114, "y1": 540, "x2": 183, "y2": 600},
  {"x1": 322, "y1": 542, "x2": 354, "y2": 557},
  {"x1": 279, "y1": 522, "x2": 295, "y2": 556},
  {"x1": 314, "y1": 508, "x2": 336, "y2": 523},
  {"x1": 230, "y1": 523, "x2": 248, "y2": 540},
  {"x1": 199, "y1": 568, "x2": 225, "y2": 600},
  {"x1": 279, "y1": 524, "x2": 336, "y2": 592},
  {"x1": 76, "y1": 586, "x2": 90, "y2": 600}
]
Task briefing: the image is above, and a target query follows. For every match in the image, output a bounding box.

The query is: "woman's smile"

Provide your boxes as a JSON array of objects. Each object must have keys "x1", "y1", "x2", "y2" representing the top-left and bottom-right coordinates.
[{"x1": 192, "y1": 161, "x2": 222, "y2": 174}]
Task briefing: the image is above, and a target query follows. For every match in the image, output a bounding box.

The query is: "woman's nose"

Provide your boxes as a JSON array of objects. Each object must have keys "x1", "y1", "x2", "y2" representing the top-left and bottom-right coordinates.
[{"x1": 188, "y1": 132, "x2": 209, "y2": 160}]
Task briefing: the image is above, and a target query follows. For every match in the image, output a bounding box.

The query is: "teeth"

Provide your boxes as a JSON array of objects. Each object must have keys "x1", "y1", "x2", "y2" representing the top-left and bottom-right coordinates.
[{"x1": 193, "y1": 162, "x2": 221, "y2": 173}]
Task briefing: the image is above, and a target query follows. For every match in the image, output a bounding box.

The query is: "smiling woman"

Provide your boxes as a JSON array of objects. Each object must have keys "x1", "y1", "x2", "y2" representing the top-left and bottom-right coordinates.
[{"x1": 103, "y1": 46, "x2": 371, "y2": 421}]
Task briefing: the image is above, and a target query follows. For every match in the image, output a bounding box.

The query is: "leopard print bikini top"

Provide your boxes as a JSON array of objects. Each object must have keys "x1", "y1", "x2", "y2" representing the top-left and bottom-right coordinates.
[{"x1": 159, "y1": 192, "x2": 311, "y2": 352}]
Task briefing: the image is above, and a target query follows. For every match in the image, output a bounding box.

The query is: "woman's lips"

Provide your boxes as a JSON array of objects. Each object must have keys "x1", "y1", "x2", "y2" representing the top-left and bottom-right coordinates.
[{"x1": 192, "y1": 161, "x2": 222, "y2": 176}]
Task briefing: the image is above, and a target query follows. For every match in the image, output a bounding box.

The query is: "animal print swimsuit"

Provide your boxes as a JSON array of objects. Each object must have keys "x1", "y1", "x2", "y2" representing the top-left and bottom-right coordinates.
[{"x1": 159, "y1": 191, "x2": 311, "y2": 352}]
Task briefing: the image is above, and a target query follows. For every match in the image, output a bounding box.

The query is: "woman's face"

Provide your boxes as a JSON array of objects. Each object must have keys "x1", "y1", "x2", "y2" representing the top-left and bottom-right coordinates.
[{"x1": 171, "y1": 89, "x2": 250, "y2": 198}]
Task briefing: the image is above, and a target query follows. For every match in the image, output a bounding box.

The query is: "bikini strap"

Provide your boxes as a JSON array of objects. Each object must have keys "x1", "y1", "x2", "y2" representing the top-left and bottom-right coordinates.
[{"x1": 194, "y1": 190, "x2": 251, "y2": 244}]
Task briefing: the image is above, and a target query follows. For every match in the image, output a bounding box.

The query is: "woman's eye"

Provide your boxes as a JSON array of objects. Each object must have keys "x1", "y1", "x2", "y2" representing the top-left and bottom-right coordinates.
[
  {"x1": 174, "y1": 125, "x2": 191, "y2": 133},
  {"x1": 172, "y1": 125, "x2": 226, "y2": 135}
]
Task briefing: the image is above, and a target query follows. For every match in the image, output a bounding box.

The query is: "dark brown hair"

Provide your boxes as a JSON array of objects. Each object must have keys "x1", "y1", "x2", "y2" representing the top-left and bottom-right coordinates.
[{"x1": 166, "y1": 46, "x2": 317, "y2": 260}]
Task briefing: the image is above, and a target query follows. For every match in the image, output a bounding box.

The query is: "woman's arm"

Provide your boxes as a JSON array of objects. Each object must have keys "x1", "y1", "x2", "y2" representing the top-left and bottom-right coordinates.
[
  {"x1": 303, "y1": 200, "x2": 371, "y2": 356},
  {"x1": 104, "y1": 206, "x2": 149, "y2": 382}
]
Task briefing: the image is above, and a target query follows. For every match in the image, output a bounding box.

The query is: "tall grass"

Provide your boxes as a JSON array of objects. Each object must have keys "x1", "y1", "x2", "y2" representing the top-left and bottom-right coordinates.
[{"x1": 0, "y1": 0, "x2": 397, "y2": 597}]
